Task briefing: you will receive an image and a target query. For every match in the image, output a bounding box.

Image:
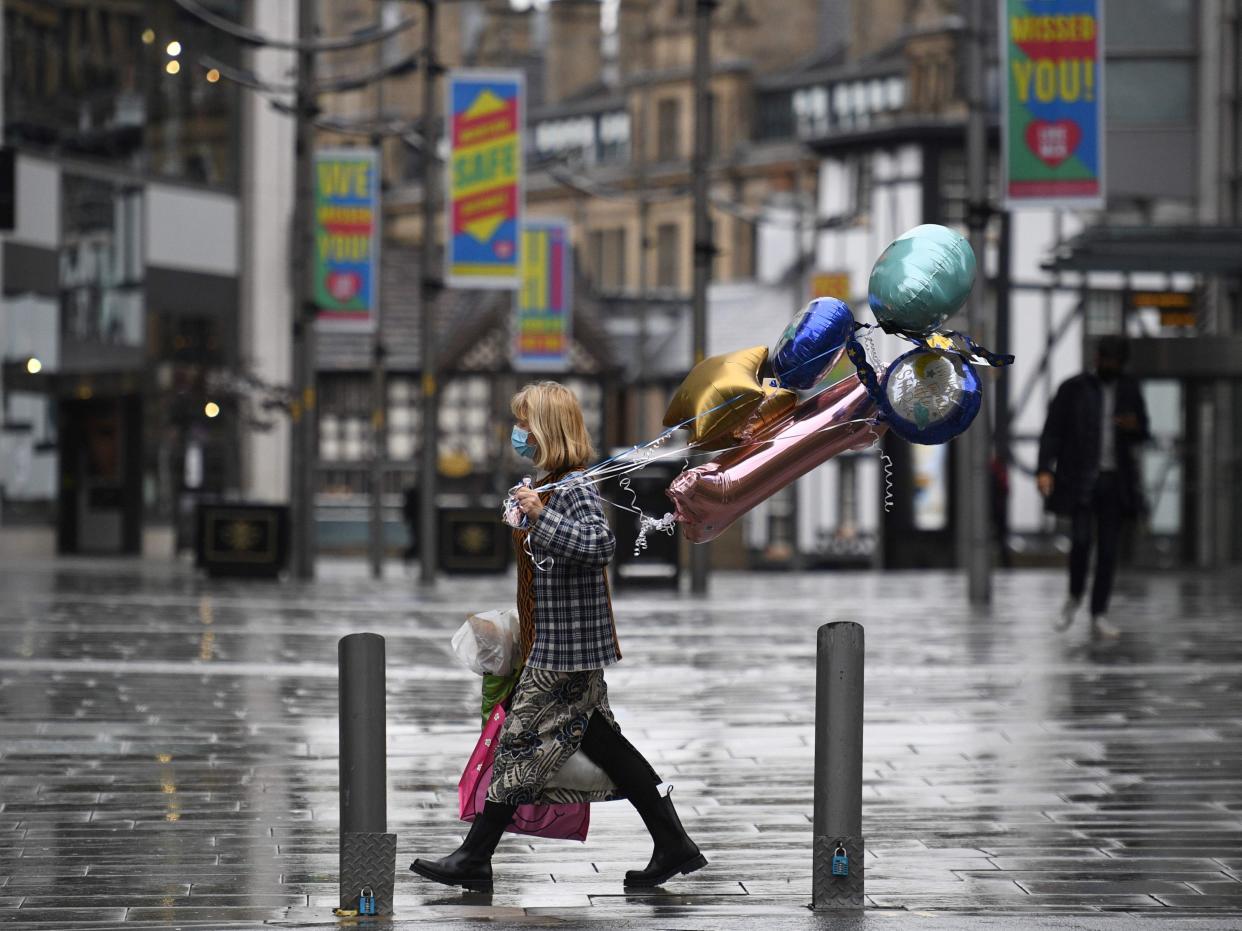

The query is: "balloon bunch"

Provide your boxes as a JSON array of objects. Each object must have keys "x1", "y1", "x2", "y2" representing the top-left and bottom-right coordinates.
[
  {"x1": 847, "y1": 223, "x2": 1012, "y2": 445},
  {"x1": 661, "y1": 223, "x2": 1013, "y2": 544}
]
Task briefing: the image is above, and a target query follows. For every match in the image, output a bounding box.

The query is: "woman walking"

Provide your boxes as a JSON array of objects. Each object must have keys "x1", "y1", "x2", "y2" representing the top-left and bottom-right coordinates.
[{"x1": 411, "y1": 381, "x2": 706, "y2": 892}]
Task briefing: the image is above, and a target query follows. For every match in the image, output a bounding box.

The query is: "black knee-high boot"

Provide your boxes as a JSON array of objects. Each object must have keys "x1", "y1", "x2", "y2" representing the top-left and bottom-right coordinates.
[
  {"x1": 579, "y1": 715, "x2": 707, "y2": 887},
  {"x1": 410, "y1": 800, "x2": 515, "y2": 893}
]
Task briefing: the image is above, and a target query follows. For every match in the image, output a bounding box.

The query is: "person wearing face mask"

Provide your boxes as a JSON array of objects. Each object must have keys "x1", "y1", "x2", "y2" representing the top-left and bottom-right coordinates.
[
  {"x1": 411, "y1": 380, "x2": 706, "y2": 893},
  {"x1": 1037, "y1": 336, "x2": 1150, "y2": 640}
]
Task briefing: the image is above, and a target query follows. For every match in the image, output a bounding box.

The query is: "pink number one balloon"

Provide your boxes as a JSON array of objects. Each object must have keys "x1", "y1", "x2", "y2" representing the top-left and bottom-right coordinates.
[{"x1": 667, "y1": 376, "x2": 886, "y2": 543}]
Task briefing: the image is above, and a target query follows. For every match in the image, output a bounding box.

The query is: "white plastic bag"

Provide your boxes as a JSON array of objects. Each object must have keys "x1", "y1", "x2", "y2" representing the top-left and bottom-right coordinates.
[
  {"x1": 548, "y1": 750, "x2": 615, "y2": 793},
  {"x1": 450, "y1": 608, "x2": 520, "y2": 676}
]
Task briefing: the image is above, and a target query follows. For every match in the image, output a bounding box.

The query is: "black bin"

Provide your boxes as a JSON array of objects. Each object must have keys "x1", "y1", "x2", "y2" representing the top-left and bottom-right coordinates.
[
  {"x1": 195, "y1": 502, "x2": 290, "y2": 578},
  {"x1": 438, "y1": 506, "x2": 511, "y2": 573}
]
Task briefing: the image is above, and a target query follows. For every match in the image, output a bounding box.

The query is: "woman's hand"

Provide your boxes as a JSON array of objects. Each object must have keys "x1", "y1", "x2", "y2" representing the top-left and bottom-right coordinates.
[
  {"x1": 514, "y1": 486, "x2": 544, "y2": 522},
  {"x1": 1036, "y1": 471, "x2": 1054, "y2": 498}
]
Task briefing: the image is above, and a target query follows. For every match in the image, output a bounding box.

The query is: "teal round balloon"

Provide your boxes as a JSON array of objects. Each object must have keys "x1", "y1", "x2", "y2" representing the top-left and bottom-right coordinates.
[{"x1": 868, "y1": 224, "x2": 976, "y2": 336}]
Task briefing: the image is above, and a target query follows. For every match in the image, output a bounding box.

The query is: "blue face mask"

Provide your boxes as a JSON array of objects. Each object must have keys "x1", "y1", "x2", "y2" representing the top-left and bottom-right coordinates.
[{"x1": 511, "y1": 425, "x2": 537, "y2": 459}]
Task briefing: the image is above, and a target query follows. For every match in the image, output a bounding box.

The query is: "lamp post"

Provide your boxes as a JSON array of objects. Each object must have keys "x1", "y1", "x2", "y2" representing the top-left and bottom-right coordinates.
[{"x1": 688, "y1": 0, "x2": 716, "y2": 595}]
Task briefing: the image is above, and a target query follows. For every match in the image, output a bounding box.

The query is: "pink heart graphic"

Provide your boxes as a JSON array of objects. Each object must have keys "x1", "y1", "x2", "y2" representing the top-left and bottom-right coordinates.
[
  {"x1": 1025, "y1": 120, "x2": 1082, "y2": 168},
  {"x1": 327, "y1": 271, "x2": 361, "y2": 302}
]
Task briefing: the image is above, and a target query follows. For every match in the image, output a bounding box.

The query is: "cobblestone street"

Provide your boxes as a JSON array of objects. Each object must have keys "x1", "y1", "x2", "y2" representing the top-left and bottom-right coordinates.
[{"x1": 1, "y1": 559, "x2": 1241, "y2": 929}]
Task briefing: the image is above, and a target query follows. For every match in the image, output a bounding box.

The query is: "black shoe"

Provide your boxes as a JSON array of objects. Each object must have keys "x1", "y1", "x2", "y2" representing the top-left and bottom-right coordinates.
[
  {"x1": 410, "y1": 803, "x2": 512, "y2": 893},
  {"x1": 410, "y1": 850, "x2": 493, "y2": 893},
  {"x1": 623, "y1": 788, "x2": 708, "y2": 888}
]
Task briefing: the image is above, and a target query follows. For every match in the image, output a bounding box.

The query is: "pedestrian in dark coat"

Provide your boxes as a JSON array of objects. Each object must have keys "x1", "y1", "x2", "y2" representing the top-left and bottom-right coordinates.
[
  {"x1": 411, "y1": 381, "x2": 706, "y2": 893},
  {"x1": 1037, "y1": 336, "x2": 1149, "y2": 639}
]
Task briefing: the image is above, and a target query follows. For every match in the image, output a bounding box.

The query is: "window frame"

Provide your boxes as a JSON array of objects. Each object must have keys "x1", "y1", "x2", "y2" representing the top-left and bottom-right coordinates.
[
  {"x1": 1103, "y1": 0, "x2": 1198, "y2": 129},
  {"x1": 656, "y1": 96, "x2": 682, "y2": 163},
  {"x1": 655, "y1": 222, "x2": 680, "y2": 289}
]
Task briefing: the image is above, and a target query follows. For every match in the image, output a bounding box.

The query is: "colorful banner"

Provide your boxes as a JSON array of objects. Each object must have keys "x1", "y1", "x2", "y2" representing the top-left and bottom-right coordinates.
[
  {"x1": 313, "y1": 148, "x2": 380, "y2": 330},
  {"x1": 447, "y1": 70, "x2": 524, "y2": 288},
  {"x1": 513, "y1": 220, "x2": 572, "y2": 372},
  {"x1": 1001, "y1": 0, "x2": 1104, "y2": 206}
]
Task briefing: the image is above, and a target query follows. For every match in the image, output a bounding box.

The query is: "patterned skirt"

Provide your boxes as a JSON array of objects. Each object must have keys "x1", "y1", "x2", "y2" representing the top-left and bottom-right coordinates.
[{"x1": 486, "y1": 666, "x2": 656, "y2": 806}]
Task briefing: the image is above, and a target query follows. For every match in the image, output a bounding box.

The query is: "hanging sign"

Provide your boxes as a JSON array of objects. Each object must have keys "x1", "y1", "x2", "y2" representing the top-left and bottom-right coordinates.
[
  {"x1": 313, "y1": 148, "x2": 380, "y2": 330},
  {"x1": 1001, "y1": 0, "x2": 1104, "y2": 207},
  {"x1": 513, "y1": 220, "x2": 572, "y2": 371},
  {"x1": 446, "y1": 70, "x2": 524, "y2": 288}
]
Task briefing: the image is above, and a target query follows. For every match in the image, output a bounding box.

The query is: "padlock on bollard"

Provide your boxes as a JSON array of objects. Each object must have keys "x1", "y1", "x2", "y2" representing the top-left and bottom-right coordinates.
[
  {"x1": 358, "y1": 885, "x2": 377, "y2": 915},
  {"x1": 831, "y1": 845, "x2": 849, "y2": 877}
]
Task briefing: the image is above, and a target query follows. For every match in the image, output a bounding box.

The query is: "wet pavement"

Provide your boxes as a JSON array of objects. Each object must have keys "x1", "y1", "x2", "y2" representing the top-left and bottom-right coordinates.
[{"x1": 1, "y1": 557, "x2": 1241, "y2": 929}]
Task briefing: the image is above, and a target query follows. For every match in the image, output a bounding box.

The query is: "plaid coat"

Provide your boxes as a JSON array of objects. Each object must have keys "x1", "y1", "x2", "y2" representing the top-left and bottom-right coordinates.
[{"x1": 523, "y1": 471, "x2": 621, "y2": 672}]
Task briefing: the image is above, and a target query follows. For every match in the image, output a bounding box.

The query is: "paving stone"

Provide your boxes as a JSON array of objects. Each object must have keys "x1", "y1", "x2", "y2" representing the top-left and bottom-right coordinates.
[
  {"x1": 123, "y1": 906, "x2": 293, "y2": 921},
  {"x1": 962, "y1": 871, "x2": 1231, "y2": 885},
  {"x1": 1017, "y1": 879, "x2": 1197, "y2": 894},
  {"x1": 986, "y1": 858, "x2": 1227, "y2": 871},
  {"x1": 1185, "y1": 881, "x2": 1242, "y2": 896},
  {"x1": 1153, "y1": 896, "x2": 1242, "y2": 908},
  {"x1": 0, "y1": 907, "x2": 128, "y2": 923}
]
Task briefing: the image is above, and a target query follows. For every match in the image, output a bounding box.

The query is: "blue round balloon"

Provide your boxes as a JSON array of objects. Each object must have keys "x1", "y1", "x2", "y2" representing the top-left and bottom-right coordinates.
[
  {"x1": 772, "y1": 298, "x2": 855, "y2": 390},
  {"x1": 868, "y1": 224, "x2": 976, "y2": 336},
  {"x1": 879, "y1": 348, "x2": 981, "y2": 445}
]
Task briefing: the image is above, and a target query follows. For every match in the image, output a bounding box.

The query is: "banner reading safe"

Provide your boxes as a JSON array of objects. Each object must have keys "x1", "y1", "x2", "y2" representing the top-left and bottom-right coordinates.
[
  {"x1": 513, "y1": 220, "x2": 572, "y2": 372},
  {"x1": 447, "y1": 70, "x2": 524, "y2": 288},
  {"x1": 1001, "y1": 0, "x2": 1104, "y2": 207},
  {"x1": 314, "y1": 148, "x2": 380, "y2": 330}
]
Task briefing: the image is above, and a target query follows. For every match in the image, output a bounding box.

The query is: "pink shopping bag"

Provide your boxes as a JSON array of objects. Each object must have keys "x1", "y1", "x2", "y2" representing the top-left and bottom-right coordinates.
[{"x1": 458, "y1": 705, "x2": 591, "y2": 842}]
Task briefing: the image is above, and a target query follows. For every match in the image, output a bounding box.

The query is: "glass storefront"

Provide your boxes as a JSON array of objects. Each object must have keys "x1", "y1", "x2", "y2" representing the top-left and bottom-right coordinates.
[
  {"x1": 4, "y1": 0, "x2": 243, "y2": 190},
  {"x1": 2, "y1": 3, "x2": 246, "y2": 549},
  {"x1": 60, "y1": 173, "x2": 145, "y2": 371}
]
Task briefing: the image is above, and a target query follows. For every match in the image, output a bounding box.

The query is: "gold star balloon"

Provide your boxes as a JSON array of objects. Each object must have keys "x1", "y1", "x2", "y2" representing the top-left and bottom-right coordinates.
[{"x1": 663, "y1": 345, "x2": 797, "y2": 449}]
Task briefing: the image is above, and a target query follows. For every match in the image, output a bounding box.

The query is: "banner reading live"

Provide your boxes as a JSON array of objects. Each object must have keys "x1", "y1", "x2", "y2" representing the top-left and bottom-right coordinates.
[
  {"x1": 1001, "y1": 0, "x2": 1104, "y2": 206},
  {"x1": 447, "y1": 70, "x2": 524, "y2": 288},
  {"x1": 513, "y1": 219, "x2": 572, "y2": 372},
  {"x1": 314, "y1": 148, "x2": 380, "y2": 330}
]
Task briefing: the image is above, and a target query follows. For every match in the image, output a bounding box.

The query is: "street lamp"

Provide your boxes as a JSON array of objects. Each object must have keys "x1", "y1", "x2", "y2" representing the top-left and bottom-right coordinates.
[
  {"x1": 25, "y1": 357, "x2": 41, "y2": 375},
  {"x1": 204, "y1": 402, "x2": 220, "y2": 419}
]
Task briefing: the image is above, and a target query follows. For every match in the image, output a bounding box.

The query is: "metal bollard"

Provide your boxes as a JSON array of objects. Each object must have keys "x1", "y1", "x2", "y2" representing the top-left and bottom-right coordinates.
[
  {"x1": 338, "y1": 633, "x2": 396, "y2": 915},
  {"x1": 812, "y1": 621, "x2": 864, "y2": 909}
]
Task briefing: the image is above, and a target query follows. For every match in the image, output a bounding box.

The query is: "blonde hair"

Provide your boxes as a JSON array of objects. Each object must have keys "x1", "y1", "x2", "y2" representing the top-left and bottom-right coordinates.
[{"x1": 511, "y1": 381, "x2": 595, "y2": 473}]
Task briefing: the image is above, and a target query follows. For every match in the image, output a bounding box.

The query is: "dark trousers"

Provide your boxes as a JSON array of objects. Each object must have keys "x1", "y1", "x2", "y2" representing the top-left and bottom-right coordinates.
[
  {"x1": 580, "y1": 714, "x2": 662, "y2": 812},
  {"x1": 1069, "y1": 471, "x2": 1123, "y2": 616}
]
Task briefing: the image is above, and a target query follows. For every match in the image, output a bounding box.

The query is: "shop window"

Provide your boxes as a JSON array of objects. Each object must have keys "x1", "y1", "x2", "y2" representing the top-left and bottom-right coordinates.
[
  {"x1": 588, "y1": 227, "x2": 627, "y2": 290},
  {"x1": 851, "y1": 154, "x2": 874, "y2": 219},
  {"x1": 60, "y1": 175, "x2": 145, "y2": 369},
  {"x1": 1104, "y1": 0, "x2": 1194, "y2": 51},
  {"x1": 320, "y1": 375, "x2": 371, "y2": 464},
  {"x1": 436, "y1": 377, "x2": 490, "y2": 471},
  {"x1": 1106, "y1": 60, "x2": 1195, "y2": 126},
  {"x1": 657, "y1": 97, "x2": 681, "y2": 162},
  {"x1": 1103, "y1": 0, "x2": 1196, "y2": 127},
  {"x1": 4, "y1": 0, "x2": 243, "y2": 189},
  {"x1": 656, "y1": 223, "x2": 680, "y2": 289}
]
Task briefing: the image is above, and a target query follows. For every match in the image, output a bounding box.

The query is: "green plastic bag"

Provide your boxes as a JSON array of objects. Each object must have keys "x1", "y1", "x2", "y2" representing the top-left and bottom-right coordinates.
[{"x1": 481, "y1": 665, "x2": 523, "y2": 724}]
